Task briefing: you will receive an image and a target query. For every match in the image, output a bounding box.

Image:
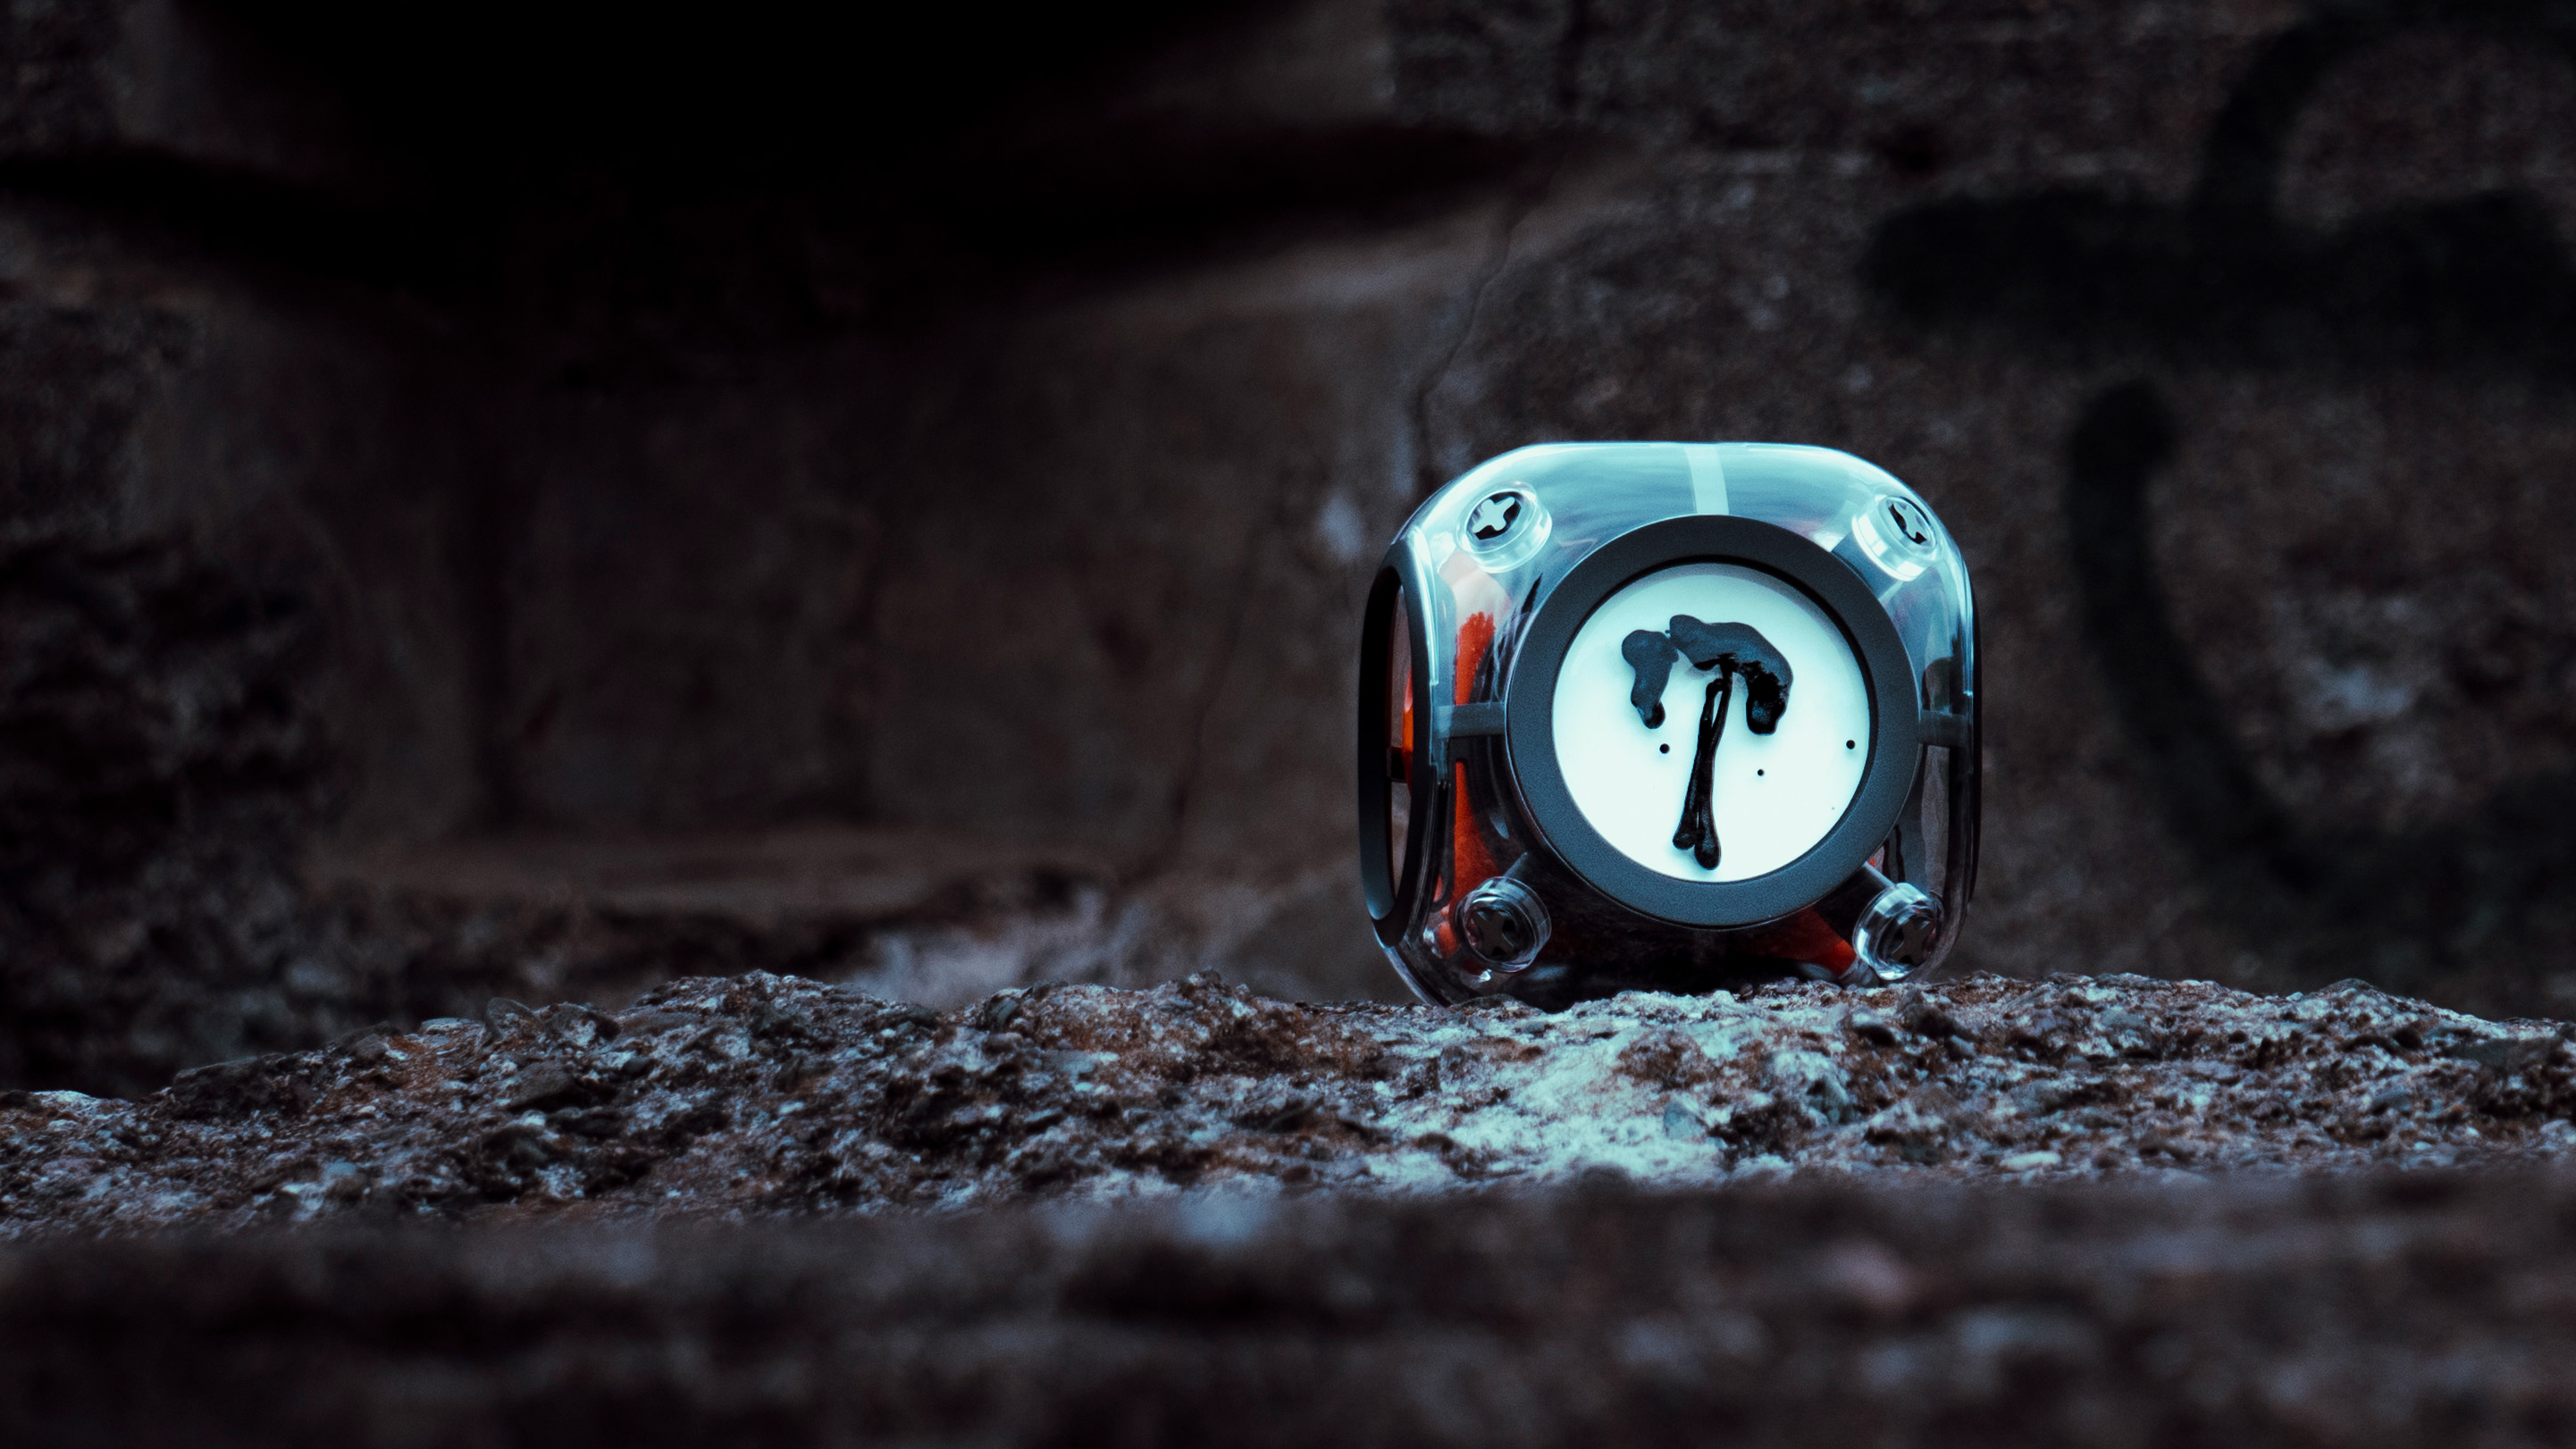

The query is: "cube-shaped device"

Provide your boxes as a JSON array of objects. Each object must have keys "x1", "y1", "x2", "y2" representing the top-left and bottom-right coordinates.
[{"x1": 1358, "y1": 444, "x2": 1978, "y2": 1009}]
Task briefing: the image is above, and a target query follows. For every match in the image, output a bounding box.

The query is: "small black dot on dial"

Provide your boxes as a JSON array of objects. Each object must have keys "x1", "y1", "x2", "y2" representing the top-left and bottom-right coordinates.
[
  {"x1": 1757, "y1": 769, "x2": 1765, "y2": 776},
  {"x1": 1845, "y1": 740, "x2": 1855, "y2": 749},
  {"x1": 1659, "y1": 743, "x2": 1670, "y2": 754}
]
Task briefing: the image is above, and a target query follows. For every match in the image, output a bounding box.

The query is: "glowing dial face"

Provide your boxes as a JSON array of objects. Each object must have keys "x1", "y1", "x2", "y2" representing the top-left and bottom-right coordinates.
[{"x1": 1550, "y1": 563, "x2": 1873, "y2": 882}]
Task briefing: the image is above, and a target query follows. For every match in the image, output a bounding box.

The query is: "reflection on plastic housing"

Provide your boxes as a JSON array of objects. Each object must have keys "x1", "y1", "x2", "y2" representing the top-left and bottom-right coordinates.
[{"x1": 1358, "y1": 442, "x2": 1978, "y2": 1009}]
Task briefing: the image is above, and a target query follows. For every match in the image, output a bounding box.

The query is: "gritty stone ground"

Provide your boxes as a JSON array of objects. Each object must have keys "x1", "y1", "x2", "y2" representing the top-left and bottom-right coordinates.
[
  {"x1": 9, "y1": 1170, "x2": 2576, "y2": 1447},
  {"x1": 6, "y1": 969, "x2": 2574, "y2": 1233}
]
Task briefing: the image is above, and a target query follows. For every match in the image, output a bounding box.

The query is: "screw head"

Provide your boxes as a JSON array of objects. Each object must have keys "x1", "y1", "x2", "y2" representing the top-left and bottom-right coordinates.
[
  {"x1": 1457, "y1": 484, "x2": 1553, "y2": 569},
  {"x1": 1468, "y1": 492, "x2": 1523, "y2": 540},
  {"x1": 1881, "y1": 497, "x2": 1934, "y2": 552},
  {"x1": 1853, "y1": 881, "x2": 1944, "y2": 979},
  {"x1": 1455, "y1": 876, "x2": 1551, "y2": 970},
  {"x1": 1852, "y1": 493, "x2": 1942, "y2": 582}
]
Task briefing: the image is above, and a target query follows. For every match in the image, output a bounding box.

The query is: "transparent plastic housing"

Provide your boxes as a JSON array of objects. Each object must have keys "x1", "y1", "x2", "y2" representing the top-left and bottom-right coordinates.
[{"x1": 1356, "y1": 443, "x2": 1978, "y2": 1009}]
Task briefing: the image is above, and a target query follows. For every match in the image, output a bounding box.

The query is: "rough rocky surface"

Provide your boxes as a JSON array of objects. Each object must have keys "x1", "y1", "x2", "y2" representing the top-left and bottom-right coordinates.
[
  {"x1": 14, "y1": 969, "x2": 2576, "y2": 1444},
  {"x1": 10, "y1": 1168, "x2": 2576, "y2": 1446},
  {"x1": 8, "y1": 970, "x2": 2573, "y2": 1233}
]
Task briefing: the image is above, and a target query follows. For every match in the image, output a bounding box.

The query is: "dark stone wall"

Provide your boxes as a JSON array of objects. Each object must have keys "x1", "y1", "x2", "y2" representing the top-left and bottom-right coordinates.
[{"x1": 8, "y1": 0, "x2": 2576, "y2": 1089}]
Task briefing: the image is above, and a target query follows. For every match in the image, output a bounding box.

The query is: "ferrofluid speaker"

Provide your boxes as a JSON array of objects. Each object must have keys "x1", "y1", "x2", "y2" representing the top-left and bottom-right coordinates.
[{"x1": 1357, "y1": 443, "x2": 1978, "y2": 1009}]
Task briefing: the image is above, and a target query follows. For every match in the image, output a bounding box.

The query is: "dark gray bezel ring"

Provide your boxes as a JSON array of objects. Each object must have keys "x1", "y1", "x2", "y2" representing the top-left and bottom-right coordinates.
[{"x1": 1504, "y1": 515, "x2": 1921, "y2": 930}]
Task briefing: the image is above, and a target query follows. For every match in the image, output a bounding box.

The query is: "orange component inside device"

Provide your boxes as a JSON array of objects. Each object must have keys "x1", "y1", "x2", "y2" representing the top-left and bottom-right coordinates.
[
  {"x1": 1733, "y1": 905, "x2": 1858, "y2": 976},
  {"x1": 1451, "y1": 612, "x2": 1500, "y2": 898}
]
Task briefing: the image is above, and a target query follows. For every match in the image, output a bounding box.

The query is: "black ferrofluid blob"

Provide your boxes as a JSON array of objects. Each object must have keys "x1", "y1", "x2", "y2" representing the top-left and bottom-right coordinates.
[
  {"x1": 1623, "y1": 617, "x2": 1792, "y2": 731},
  {"x1": 1674, "y1": 673, "x2": 1734, "y2": 869},
  {"x1": 1668, "y1": 617, "x2": 1792, "y2": 730},
  {"x1": 1624, "y1": 617, "x2": 1792, "y2": 870},
  {"x1": 1859, "y1": 0, "x2": 2576, "y2": 1005},
  {"x1": 1623, "y1": 629, "x2": 1679, "y2": 727}
]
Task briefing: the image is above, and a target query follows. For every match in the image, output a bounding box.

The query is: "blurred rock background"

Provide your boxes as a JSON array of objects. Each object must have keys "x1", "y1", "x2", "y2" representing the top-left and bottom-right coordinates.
[{"x1": 4, "y1": 0, "x2": 2576, "y2": 1094}]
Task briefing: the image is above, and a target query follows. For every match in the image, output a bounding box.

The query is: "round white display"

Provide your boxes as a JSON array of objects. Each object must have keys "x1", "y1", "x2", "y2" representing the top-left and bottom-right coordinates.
[{"x1": 1550, "y1": 563, "x2": 1871, "y2": 882}]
